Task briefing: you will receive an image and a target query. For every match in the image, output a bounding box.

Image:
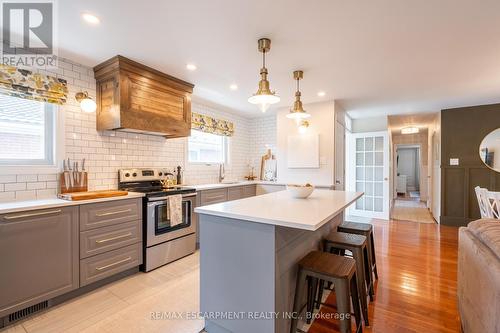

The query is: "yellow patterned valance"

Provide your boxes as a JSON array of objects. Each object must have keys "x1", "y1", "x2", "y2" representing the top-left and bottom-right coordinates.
[
  {"x1": 0, "y1": 65, "x2": 68, "y2": 105},
  {"x1": 192, "y1": 112, "x2": 234, "y2": 136}
]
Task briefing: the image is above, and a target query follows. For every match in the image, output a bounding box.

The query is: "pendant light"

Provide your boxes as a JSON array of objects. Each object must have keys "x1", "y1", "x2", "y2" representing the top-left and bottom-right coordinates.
[
  {"x1": 248, "y1": 38, "x2": 280, "y2": 112},
  {"x1": 286, "y1": 70, "x2": 311, "y2": 123}
]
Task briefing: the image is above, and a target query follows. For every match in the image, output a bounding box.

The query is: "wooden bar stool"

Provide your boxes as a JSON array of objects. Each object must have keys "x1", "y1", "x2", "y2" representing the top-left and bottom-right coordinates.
[
  {"x1": 290, "y1": 251, "x2": 363, "y2": 333},
  {"x1": 322, "y1": 231, "x2": 372, "y2": 326},
  {"x1": 338, "y1": 222, "x2": 379, "y2": 280}
]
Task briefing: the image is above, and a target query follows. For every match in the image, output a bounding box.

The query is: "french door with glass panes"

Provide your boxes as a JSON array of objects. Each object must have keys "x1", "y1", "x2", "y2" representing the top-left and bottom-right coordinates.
[{"x1": 348, "y1": 131, "x2": 389, "y2": 220}]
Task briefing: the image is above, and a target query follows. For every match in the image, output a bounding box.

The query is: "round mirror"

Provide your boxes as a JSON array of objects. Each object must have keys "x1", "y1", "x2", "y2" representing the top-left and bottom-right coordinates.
[{"x1": 479, "y1": 128, "x2": 500, "y2": 172}]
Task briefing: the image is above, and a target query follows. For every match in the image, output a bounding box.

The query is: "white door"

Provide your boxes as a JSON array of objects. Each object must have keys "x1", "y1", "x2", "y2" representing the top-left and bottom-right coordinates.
[{"x1": 347, "y1": 131, "x2": 390, "y2": 220}]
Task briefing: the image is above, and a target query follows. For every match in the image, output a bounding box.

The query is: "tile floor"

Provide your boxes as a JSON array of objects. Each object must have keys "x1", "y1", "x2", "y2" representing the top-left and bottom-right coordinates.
[{"x1": 2, "y1": 252, "x2": 204, "y2": 333}]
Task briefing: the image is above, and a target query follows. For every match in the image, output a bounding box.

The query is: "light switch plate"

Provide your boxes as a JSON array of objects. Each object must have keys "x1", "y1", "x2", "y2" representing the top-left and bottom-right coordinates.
[{"x1": 450, "y1": 158, "x2": 459, "y2": 166}]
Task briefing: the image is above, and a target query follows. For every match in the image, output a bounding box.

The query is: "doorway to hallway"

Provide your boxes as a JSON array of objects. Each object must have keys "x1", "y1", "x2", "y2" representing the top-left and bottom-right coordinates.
[
  {"x1": 393, "y1": 144, "x2": 435, "y2": 223},
  {"x1": 396, "y1": 145, "x2": 420, "y2": 199}
]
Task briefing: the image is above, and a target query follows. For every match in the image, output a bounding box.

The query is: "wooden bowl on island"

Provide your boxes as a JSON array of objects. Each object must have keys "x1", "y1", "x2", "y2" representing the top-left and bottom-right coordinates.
[{"x1": 286, "y1": 183, "x2": 315, "y2": 199}]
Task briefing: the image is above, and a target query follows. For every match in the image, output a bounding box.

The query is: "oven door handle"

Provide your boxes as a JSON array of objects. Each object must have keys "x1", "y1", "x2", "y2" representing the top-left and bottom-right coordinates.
[{"x1": 147, "y1": 193, "x2": 197, "y2": 202}]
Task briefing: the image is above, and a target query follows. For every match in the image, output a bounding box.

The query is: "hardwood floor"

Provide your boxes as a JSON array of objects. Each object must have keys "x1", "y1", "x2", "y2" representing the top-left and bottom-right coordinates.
[
  {"x1": 308, "y1": 219, "x2": 460, "y2": 333},
  {"x1": 1, "y1": 219, "x2": 460, "y2": 333}
]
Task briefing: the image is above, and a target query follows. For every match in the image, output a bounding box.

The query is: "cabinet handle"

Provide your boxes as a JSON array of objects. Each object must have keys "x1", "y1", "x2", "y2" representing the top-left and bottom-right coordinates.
[
  {"x1": 3, "y1": 209, "x2": 62, "y2": 220},
  {"x1": 95, "y1": 257, "x2": 132, "y2": 271},
  {"x1": 95, "y1": 232, "x2": 132, "y2": 244},
  {"x1": 96, "y1": 208, "x2": 131, "y2": 217}
]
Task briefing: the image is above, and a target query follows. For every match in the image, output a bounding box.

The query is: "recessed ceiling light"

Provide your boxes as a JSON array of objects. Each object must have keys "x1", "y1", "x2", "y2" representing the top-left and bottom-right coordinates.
[
  {"x1": 317, "y1": 91, "x2": 326, "y2": 97},
  {"x1": 186, "y1": 63, "x2": 197, "y2": 71},
  {"x1": 82, "y1": 13, "x2": 100, "y2": 25},
  {"x1": 229, "y1": 84, "x2": 238, "y2": 91}
]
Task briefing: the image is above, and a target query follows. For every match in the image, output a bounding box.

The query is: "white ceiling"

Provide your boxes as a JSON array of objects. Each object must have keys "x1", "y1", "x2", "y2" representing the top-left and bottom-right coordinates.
[{"x1": 58, "y1": 0, "x2": 500, "y2": 118}]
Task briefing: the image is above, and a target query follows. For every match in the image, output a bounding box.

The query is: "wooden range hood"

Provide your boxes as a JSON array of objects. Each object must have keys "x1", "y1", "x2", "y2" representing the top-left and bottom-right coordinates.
[{"x1": 93, "y1": 55, "x2": 194, "y2": 138}]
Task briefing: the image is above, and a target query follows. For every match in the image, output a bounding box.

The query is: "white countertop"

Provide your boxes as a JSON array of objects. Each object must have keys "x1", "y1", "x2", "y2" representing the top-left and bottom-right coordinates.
[
  {"x1": 194, "y1": 189, "x2": 363, "y2": 231},
  {"x1": 0, "y1": 192, "x2": 145, "y2": 215},
  {"x1": 184, "y1": 180, "x2": 334, "y2": 191}
]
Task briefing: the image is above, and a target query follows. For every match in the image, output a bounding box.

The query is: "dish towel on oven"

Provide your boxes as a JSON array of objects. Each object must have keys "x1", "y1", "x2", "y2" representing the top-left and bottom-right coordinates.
[{"x1": 168, "y1": 194, "x2": 183, "y2": 227}]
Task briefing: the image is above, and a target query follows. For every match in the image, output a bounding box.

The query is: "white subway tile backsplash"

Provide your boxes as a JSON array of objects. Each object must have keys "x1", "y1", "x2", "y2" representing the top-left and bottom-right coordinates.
[
  {"x1": 38, "y1": 174, "x2": 57, "y2": 181},
  {"x1": 16, "y1": 174, "x2": 38, "y2": 182},
  {"x1": 0, "y1": 57, "x2": 278, "y2": 202},
  {"x1": 5, "y1": 183, "x2": 27, "y2": 191},
  {"x1": 0, "y1": 175, "x2": 17, "y2": 183},
  {"x1": 0, "y1": 192, "x2": 15, "y2": 201},
  {"x1": 27, "y1": 182, "x2": 47, "y2": 190},
  {"x1": 36, "y1": 189, "x2": 56, "y2": 198},
  {"x1": 15, "y1": 190, "x2": 36, "y2": 200}
]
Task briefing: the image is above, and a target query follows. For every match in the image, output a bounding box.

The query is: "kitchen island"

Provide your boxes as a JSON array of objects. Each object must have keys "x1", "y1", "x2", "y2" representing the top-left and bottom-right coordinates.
[{"x1": 195, "y1": 189, "x2": 362, "y2": 333}]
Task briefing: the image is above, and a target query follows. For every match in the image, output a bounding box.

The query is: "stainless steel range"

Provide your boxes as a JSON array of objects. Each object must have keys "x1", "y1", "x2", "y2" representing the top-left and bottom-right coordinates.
[{"x1": 118, "y1": 168, "x2": 197, "y2": 272}]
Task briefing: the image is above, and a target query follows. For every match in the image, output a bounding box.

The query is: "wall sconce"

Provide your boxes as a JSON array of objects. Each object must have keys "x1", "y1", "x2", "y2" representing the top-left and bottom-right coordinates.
[
  {"x1": 298, "y1": 120, "x2": 309, "y2": 134},
  {"x1": 75, "y1": 91, "x2": 97, "y2": 113}
]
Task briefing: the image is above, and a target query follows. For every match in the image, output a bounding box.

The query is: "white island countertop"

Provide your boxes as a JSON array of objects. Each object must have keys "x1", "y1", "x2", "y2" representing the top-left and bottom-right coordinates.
[{"x1": 195, "y1": 189, "x2": 363, "y2": 231}]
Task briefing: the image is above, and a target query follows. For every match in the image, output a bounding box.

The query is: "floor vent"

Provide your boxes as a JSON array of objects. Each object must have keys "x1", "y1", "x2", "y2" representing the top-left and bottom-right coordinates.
[{"x1": 7, "y1": 301, "x2": 48, "y2": 323}]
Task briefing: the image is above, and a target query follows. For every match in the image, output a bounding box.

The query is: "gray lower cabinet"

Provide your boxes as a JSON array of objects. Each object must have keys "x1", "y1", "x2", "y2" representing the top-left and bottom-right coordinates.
[
  {"x1": 80, "y1": 243, "x2": 142, "y2": 287},
  {"x1": 227, "y1": 187, "x2": 244, "y2": 201},
  {"x1": 200, "y1": 188, "x2": 228, "y2": 205},
  {"x1": 79, "y1": 198, "x2": 143, "y2": 286},
  {"x1": 242, "y1": 185, "x2": 257, "y2": 198},
  {"x1": 228, "y1": 185, "x2": 257, "y2": 201},
  {"x1": 80, "y1": 220, "x2": 142, "y2": 259},
  {"x1": 0, "y1": 207, "x2": 79, "y2": 318},
  {"x1": 80, "y1": 198, "x2": 142, "y2": 231},
  {"x1": 0, "y1": 198, "x2": 143, "y2": 322},
  {"x1": 196, "y1": 185, "x2": 258, "y2": 246}
]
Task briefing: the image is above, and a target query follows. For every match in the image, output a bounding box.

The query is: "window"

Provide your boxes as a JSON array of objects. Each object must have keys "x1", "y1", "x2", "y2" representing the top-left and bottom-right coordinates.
[
  {"x1": 0, "y1": 94, "x2": 56, "y2": 166},
  {"x1": 188, "y1": 129, "x2": 228, "y2": 164}
]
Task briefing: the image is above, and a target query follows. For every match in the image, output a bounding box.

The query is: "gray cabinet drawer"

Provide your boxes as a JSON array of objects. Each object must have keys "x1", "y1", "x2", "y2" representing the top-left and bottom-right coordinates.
[
  {"x1": 227, "y1": 187, "x2": 243, "y2": 201},
  {"x1": 80, "y1": 220, "x2": 142, "y2": 259},
  {"x1": 200, "y1": 188, "x2": 227, "y2": 205},
  {"x1": 242, "y1": 185, "x2": 257, "y2": 198},
  {"x1": 80, "y1": 198, "x2": 142, "y2": 231},
  {"x1": 80, "y1": 243, "x2": 142, "y2": 287}
]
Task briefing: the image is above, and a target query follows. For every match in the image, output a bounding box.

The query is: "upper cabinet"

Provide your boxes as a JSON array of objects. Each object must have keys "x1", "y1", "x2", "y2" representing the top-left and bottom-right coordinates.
[{"x1": 93, "y1": 55, "x2": 194, "y2": 138}]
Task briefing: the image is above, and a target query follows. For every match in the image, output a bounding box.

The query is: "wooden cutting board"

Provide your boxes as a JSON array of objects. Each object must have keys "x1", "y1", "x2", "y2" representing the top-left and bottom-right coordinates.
[{"x1": 58, "y1": 190, "x2": 128, "y2": 201}]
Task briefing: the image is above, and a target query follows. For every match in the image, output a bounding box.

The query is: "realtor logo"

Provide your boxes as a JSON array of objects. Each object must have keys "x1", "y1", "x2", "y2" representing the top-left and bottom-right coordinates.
[{"x1": 1, "y1": 0, "x2": 57, "y2": 68}]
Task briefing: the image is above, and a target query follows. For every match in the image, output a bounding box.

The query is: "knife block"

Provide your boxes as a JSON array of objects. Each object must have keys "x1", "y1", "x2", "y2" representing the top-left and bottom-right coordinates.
[{"x1": 60, "y1": 171, "x2": 88, "y2": 194}]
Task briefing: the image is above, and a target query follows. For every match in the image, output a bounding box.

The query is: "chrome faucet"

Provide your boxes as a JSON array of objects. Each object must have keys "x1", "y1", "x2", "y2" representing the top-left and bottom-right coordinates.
[{"x1": 219, "y1": 163, "x2": 225, "y2": 183}]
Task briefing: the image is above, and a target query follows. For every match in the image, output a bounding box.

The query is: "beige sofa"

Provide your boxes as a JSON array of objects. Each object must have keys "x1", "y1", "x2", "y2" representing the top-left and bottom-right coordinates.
[{"x1": 458, "y1": 219, "x2": 500, "y2": 333}]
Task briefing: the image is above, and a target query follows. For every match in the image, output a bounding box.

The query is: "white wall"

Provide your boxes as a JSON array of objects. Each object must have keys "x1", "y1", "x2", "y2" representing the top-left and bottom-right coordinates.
[
  {"x1": 0, "y1": 57, "x2": 273, "y2": 202},
  {"x1": 276, "y1": 101, "x2": 336, "y2": 186},
  {"x1": 352, "y1": 116, "x2": 388, "y2": 133},
  {"x1": 249, "y1": 114, "x2": 277, "y2": 175}
]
